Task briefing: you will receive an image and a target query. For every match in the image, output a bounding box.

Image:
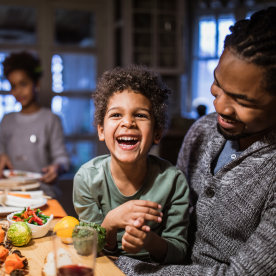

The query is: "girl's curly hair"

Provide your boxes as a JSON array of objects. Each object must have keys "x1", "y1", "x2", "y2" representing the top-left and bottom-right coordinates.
[
  {"x1": 93, "y1": 65, "x2": 171, "y2": 131},
  {"x1": 3, "y1": 51, "x2": 42, "y2": 84}
]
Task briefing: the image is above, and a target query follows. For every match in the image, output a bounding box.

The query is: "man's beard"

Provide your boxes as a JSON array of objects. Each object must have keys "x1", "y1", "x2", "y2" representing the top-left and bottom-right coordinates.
[
  {"x1": 216, "y1": 123, "x2": 274, "y2": 141},
  {"x1": 217, "y1": 123, "x2": 250, "y2": 140}
]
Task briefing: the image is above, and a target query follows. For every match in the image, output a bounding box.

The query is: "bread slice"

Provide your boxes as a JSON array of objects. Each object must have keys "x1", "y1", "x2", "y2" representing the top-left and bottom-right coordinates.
[{"x1": 42, "y1": 248, "x2": 72, "y2": 276}]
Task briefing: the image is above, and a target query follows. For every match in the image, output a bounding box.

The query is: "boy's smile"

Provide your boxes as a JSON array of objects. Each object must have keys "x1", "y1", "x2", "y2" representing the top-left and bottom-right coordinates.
[
  {"x1": 117, "y1": 135, "x2": 140, "y2": 150},
  {"x1": 97, "y1": 89, "x2": 161, "y2": 166}
]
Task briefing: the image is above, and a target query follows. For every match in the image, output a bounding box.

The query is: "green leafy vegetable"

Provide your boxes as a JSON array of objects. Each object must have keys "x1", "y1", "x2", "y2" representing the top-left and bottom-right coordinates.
[{"x1": 7, "y1": 222, "x2": 32, "y2": 246}]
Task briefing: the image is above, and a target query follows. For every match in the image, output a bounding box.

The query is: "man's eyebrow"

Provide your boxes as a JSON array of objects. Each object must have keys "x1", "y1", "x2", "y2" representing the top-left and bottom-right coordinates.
[{"x1": 213, "y1": 70, "x2": 257, "y2": 103}]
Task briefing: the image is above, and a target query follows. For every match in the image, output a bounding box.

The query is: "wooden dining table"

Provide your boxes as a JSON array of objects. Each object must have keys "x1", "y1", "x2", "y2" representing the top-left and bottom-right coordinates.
[
  {"x1": 0, "y1": 205, "x2": 126, "y2": 276},
  {"x1": 15, "y1": 227, "x2": 126, "y2": 276}
]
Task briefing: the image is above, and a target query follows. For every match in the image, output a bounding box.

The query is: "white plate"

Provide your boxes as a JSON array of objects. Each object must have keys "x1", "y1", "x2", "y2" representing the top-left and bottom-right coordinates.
[
  {"x1": 0, "y1": 197, "x2": 47, "y2": 216},
  {"x1": 8, "y1": 182, "x2": 41, "y2": 191},
  {"x1": 3, "y1": 170, "x2": 42, "y2": 182}
]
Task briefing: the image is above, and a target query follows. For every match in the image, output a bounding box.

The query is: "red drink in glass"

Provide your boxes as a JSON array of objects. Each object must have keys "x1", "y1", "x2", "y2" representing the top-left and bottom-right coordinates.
[{"x1": 57, "y1": 265, "x2": 94, "y2": 276}]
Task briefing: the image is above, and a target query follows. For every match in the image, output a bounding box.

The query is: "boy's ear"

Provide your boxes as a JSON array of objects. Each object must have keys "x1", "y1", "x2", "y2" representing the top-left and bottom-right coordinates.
[
  {"x1": 153, "y1": 129, "x2": 162, "y2": 145},
  {"x1": 97, "y1": 124, "x2": 105, "y2": 141}
]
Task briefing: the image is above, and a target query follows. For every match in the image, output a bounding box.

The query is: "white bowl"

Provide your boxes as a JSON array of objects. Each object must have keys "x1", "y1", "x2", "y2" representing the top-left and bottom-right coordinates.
[{"x1": 7, "y1": 211, "x2": 53, "y2": 238}]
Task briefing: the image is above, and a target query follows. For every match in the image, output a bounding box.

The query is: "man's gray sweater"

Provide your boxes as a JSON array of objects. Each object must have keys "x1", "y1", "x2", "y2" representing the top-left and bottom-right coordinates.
[{"x1": 115, "y1": 113, "x2": 276, "y2": 276}]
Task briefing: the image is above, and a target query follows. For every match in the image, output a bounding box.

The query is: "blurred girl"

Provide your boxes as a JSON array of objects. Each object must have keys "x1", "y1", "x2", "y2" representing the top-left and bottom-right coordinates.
[{"x1": 0, "y1": 51, "x2": 70, "y2": 195}]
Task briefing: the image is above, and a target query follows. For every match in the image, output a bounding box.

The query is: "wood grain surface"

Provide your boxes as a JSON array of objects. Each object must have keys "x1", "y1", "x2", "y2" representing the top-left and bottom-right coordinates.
[{"x1": 2, "y1": 219, "x2": 125, "y2": 276}]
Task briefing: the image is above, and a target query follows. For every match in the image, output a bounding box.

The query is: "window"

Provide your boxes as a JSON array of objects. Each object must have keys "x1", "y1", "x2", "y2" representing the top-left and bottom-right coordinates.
[
  {"x1": 51, "y1": 7, "x2": 98, "y2": 172},
  {"x1": 0, "y1": 5, "x2": 36, "y2": 45},
  {"x1": 132, "y1": 0, "x2": 179, "y2": 68},
  {"x1": 51, "y1": 53, "x2": 97, "y2": 92},
  {"x1": 190, "y1": 14, "x2": 234, "y2": 118},
  {"x1": 117, "y1": 0, "x2": 184, "y2": 121},
  {"x1": 188, "y1": 0, "x2": 274, "y2": 118}
]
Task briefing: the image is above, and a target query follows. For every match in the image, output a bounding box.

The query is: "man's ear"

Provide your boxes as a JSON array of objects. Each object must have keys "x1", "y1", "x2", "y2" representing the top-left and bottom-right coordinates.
[
  {"x1": 97, "y1": 124, "x2": 105, "y2": 141},
  {"x1": 153, "y1": 129, "x2": 162, "y2": 145}
]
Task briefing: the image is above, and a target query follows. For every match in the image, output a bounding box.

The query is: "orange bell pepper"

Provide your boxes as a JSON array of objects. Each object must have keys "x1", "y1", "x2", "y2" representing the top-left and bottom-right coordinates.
[
  {"x1": 5, "y1": 253, "x2": 25, "y2": 274},
  {"x1": 0, "y1": 245, "x2": 9, "y2": 262},
  {"x1": 0, "y1": 226, "x2": 5, "y2": 243}
]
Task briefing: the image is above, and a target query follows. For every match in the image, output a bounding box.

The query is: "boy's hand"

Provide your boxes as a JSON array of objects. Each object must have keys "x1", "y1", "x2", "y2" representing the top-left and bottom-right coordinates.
[
  {"x1": 123, "y1": 217, "x2": 168, "y2": 261},
  {"x1": 122, "y1": 219, "x2": 151, "y2": 253},
  {"x1": 103, "y1": 200, "x2": 162, "y2": 230},
  {"x1": 0, "y1": 154, "x2": 13, "y2": 178}
]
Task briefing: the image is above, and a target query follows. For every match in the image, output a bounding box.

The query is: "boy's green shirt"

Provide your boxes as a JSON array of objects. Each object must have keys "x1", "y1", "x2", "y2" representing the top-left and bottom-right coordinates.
[{"x1": 73, "y1": 154, "x2": 189, "y2": 264}]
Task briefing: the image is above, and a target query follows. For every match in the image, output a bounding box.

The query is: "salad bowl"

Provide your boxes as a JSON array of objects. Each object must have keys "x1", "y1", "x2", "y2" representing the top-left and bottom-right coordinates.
[{"x1": 7, "y1": 210, "x2": 53, "y2": 238}]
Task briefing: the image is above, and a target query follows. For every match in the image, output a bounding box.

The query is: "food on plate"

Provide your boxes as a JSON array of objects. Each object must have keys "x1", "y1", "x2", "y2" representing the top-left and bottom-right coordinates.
[
  {"x1": 42, "y1": 248, "x2": 72, "y2": 276},
  {"x1": 0, "y1": 226, "x2": 29, "y2": 275},
  {"x1": 0, "y1": 225, "x2": 6, "y2": 243},
  {"x1": 78, "y1": 221, "x2": 106, "y2": 253},
  {"x1": 42, "y1": 251, "x2": 55, "y2": 276},
  {"x1": 4, "y1": 250, "x2": 28, "y2": 274},
  {"x1": 8, "y1": 170, "x2": 27, "y2": 177},
  {"x1": 7, "y1": 222, "x2": 32, "y2": 246},
  {"x1": 0, "y1": 239, "x2": 29, "y2": 275},
  {"x1": 11, "y1": 207, "x2": 50, "y2": 225},
  {"x1": 53, "y1": 216, "x2": 79, "y2": 244},
  {"x1": 0, "y1": 245, "x2": 9, "y2": 262},
  {"x1": 8, "y1": 193, "x2": 31, "y2": 198}
]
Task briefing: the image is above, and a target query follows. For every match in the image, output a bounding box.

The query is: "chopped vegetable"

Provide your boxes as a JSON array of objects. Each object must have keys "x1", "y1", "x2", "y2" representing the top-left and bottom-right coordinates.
[
  {"x1": 11, "y1": 207, "x2": 50, "y2": 226},
  {"x1": 4, "y1": 253, "x2": 25, "y2": 274},
  {"x1": 0, "y1": 245, "x2": 9, "y2": 262},
  {"x1": 7, "y1": 222, "x2": 32, "y2": 246},
  {"x1": 0, "y1": 226, "x2": 5, "y2": 243}
]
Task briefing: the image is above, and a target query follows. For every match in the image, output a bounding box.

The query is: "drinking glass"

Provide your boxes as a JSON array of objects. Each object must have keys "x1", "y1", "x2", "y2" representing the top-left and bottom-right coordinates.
[{"x1": 53, "y1": 225, "x2": 97, "y2": 276}]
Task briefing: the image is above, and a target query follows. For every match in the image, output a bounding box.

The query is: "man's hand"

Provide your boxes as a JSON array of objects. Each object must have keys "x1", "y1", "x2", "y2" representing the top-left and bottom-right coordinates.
[
  {"x1": 41, "y1": 164, "x2": 59, "y2": 184},
  {"x1": 0, "y1": 154, "x2": 13, "y2": 178}
]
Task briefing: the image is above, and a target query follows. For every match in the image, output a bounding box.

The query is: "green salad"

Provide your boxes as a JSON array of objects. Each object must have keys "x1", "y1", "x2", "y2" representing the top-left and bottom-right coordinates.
[{"x1": 12, "y1": 207, "x2": 50, "y2": 226}]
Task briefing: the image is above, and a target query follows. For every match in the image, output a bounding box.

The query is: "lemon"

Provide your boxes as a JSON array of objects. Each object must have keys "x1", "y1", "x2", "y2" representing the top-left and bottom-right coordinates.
[{"x1": 53, "y1": 216, "x2": 79, "y2": 243}]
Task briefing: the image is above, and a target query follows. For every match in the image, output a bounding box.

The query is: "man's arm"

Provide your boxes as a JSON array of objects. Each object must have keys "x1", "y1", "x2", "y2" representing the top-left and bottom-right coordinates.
[{"x1": 115, "y1": 188, "x2": 276, "y2": 275}]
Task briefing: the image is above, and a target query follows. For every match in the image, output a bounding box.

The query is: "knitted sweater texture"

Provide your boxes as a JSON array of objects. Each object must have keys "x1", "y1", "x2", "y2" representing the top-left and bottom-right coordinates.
[{"x1": 115, "y1": 113, "x2": 276, "y2": 276}]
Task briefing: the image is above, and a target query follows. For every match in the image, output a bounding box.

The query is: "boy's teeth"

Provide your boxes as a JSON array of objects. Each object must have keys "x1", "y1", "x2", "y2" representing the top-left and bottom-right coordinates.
[{"x1": 118, "y1": 137, "x2": 138, "y2": 141}]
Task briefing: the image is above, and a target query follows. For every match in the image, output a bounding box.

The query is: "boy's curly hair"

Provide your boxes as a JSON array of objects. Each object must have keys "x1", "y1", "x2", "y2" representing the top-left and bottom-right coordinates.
[
  {"x1": 93, "y1": 65, "x2": 171, "y2": 131},
  {"x1": 3, "y1": 51, "x2": 42, "y2": 84}
]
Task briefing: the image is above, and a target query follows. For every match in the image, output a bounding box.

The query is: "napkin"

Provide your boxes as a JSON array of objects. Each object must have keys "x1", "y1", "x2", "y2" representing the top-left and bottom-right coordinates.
[{"x1": 42, "y1": 199, "x2": 67, "y2": 217}]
